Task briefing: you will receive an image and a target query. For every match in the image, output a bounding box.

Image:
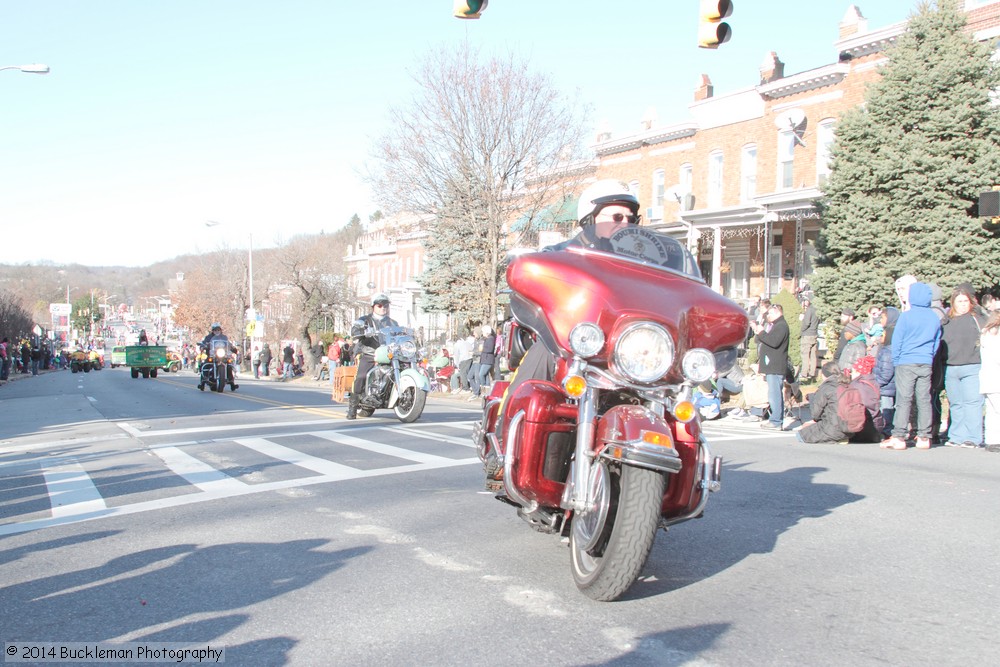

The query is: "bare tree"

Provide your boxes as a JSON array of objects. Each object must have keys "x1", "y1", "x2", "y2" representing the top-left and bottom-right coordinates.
[
  {"x1": 172, "y1": 250, "x2": 250, "y2": 340},
  {"x1": 367, "y1": 44, "x2": 590, "y2": 326},
  {"x1": 269, "y1": 233, "x2": 354, "y2": 370},
  {"x1": 0, "y1": 289, "x2": 33, "y2": 342}
]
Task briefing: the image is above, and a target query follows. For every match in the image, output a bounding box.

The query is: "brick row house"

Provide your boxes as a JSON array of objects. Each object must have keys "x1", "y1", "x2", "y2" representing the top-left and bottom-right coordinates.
[
  {"x1": 347, "y1": 2, "x2": 1000, "y2": 326},
  {"x1": 594, "y1": 2, "x2": 1000, "y2": 303}
]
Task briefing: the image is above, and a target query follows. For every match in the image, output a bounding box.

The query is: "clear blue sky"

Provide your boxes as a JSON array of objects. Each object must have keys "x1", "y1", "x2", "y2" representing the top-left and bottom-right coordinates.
[{"x1": 1, "y1": 1, "x2": 921, "y2": 267}]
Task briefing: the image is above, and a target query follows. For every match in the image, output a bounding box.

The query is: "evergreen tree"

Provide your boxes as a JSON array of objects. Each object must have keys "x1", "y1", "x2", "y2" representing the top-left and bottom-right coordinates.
[{"x1": 813, "y1": 0, "x2": 1000, "y2": 320}]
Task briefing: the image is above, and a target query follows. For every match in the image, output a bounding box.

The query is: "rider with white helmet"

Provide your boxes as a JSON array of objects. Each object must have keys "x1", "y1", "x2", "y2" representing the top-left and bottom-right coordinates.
[
  {"x1": 547, "y1": 179, "x2": 641, "y2": 251},
  {"x1": 346, "y1": 293, "x2": 400, "y2": 419}
]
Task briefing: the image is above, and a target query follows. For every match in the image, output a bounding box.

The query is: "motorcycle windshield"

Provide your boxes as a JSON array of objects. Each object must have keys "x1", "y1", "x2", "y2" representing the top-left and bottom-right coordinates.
[
  {"x1": 507, "y1": 226, "x2": 748, "y2": 373},
  {"x1": 209, "y1": 336, "x2": 230, "y2": 355},
  {"x1": 378, "y1": 326, "x2": 414, "y2": 342}
]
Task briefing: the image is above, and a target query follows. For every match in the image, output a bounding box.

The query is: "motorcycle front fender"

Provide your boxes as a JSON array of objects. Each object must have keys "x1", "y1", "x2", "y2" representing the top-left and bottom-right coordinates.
[
  {"x1": 593, "y1": 405, "x2": 682, "y2": 475},
  {"x1": 387, "y1": 367, "x2": 431, "y2": 407}
]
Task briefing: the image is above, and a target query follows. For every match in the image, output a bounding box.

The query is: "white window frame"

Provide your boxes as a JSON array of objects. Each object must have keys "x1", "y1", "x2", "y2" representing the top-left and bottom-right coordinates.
[
  {"x1": 652, "y1": 169, "x2": 665, "y2": 207},
  {"x1": 740, "y1": 144, "x2": 757, "y2": 203},
  {"x1": 708, "y1": 151, "x2": 724, "y2": 208},
  {"x1": 628, "y1": 179, "x2": 640, "y2": 201},
  {"x1": 679, "y1": 163, "x2": 693, "y2": 194},
  {"x1": 777, "y1": 130, "x2": 795, "y2": 190}
]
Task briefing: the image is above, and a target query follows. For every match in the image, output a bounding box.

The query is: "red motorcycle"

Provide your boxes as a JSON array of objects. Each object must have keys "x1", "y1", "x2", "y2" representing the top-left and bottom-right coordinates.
[{"x1": 473, "y1": 226, "x2": 748, "y2": 601}]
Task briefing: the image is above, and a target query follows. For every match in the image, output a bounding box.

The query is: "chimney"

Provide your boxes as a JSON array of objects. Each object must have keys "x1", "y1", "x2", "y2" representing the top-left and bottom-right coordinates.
[
  {"x1": 839, "y1": 5, "x2": 868, "y2": 39},
  {"x1": 759, "y1": 52, "x2": 785, "y2": 84},
  {"x1": 640, "y1": 106, "x2": 657, "y2": 131},
  {"x1": 694, "y1": 74, "x2": 713, "y2": 102}
]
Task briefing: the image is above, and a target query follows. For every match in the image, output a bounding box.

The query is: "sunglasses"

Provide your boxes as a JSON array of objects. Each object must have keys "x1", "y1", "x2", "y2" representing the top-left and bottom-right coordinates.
[{"x1": 602, "y1": 212, "x2": 639, "y2": 224}]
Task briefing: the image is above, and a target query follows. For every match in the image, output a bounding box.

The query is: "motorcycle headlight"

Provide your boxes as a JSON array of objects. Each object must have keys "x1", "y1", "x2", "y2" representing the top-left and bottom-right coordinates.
[
  {"x1": 214, "y1": 348, "x2": 226, "y2": 359},
  {"x1": 613, "y1": 322, "x2": 675, "y2": 383},
  {"x1": 569, "y1": 323, "x2": 605, "y2": 358},
  {"x1": 398, "y1": 340, "x2": 417, "y2": 358},
  {"x1": 681, "y1": 348, "x2": 716, "y2": 383}
]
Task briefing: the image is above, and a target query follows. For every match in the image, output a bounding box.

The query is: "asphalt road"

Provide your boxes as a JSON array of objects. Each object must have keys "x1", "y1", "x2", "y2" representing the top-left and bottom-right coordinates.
[{"x1": 1, "y1": 366, "x2": 997, "y2": 666}]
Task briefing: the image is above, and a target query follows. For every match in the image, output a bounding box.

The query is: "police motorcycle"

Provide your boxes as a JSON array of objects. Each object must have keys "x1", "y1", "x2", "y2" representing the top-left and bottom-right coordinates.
[
  {"x1": 472, "y1": 192, "x2": 749, "y2": 601},
  {"x1": 352, "y1": 325, "x2": 431, "y2": 422},
  {"x1": 198, "y1": 334, "x2": 239, "y2": 393}
]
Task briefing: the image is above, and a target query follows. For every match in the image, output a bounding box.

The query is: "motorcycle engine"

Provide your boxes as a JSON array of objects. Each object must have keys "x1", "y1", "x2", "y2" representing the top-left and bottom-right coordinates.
[{"x1": 369, "y1": 366, "x2": 391, "y2": 396}]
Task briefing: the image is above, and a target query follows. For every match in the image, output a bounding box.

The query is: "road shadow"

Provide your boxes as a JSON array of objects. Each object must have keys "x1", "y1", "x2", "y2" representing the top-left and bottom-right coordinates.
[
  {"x1": 624, "y1": 464, "x2": 863, "y2": 600},
  {"x1": 0, "y1": 529, "x2": 121, "y2": 566},
  {"x1": 582, "y1": 623, "x2": 730, "y2": 667},
  {"x1": 0, "y1": 539, "x2": 371, "y2": 643}
]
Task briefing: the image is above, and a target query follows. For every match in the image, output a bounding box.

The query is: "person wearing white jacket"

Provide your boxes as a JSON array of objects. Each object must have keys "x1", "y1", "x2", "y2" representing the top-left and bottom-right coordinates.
[{"x1": 979, "y1": 310, "x2": 1000, "y2": 452}]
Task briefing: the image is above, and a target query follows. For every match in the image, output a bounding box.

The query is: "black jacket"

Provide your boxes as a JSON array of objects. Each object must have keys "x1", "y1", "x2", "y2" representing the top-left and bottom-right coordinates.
[
  {"x1": 350, "y1": 313, "x2": 399, "y2": 357},
  {"x1": 755, "y1": 316, "x2": 789, "y2": 376}
]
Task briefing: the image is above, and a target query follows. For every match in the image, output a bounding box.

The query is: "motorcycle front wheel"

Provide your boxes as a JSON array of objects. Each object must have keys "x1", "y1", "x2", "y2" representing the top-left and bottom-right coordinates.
[
  {"x1": 393, "y1": 386, "x2": 427, "y2": 423},
  {"x1": 569, "y1": 461, "x2": 665, "y2": 602}
]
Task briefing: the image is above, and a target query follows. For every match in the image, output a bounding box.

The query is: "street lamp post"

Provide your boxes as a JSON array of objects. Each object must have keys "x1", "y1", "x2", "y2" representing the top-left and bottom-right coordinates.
[{"x1": 0, "y1": 64, "x2": 50, "y2": 74}]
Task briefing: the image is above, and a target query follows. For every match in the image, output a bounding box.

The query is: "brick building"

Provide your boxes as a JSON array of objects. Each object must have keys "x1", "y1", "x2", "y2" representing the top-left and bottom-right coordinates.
[
  {"x1": 345, "y1": 212, "x2": 454, "y2": 342},
  {"x1": 591, "y1": 1, "x2": 1000, "y2": 302},
  {"x1": 348, "y1": 2, "x2": 1000, "y2": 322}
]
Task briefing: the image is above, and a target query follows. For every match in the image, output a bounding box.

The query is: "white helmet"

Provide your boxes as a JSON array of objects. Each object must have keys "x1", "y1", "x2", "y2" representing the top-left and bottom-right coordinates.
[
  {"x1": 576, "y1": 179, "x2": 640, "y2": 226},
  {"x1": 370, "y1": 293, "x2": 390, "y2": 306}
]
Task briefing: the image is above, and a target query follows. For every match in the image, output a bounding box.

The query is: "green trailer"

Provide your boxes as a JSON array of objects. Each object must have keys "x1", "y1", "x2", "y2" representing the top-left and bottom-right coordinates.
[{"x1": 125, "y1": 345, "x2": 167, "y2": 379}]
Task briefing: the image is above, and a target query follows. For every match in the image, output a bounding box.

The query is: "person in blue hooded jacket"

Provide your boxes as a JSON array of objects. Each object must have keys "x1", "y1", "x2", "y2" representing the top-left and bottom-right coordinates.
[
  {"x1": 874, "y1": 306, "x2": 900, "y2": 437},
  {"x1": 881, "y1": 282, "x2": 942, "y2": 450}
]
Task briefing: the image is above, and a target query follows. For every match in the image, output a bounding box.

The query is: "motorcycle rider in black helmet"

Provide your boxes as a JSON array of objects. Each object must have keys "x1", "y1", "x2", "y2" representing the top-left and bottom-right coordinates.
[
  {"x1": 199, "y1": 322, "x2": 239, "y2": 390},
  {"x1": 346, "y1": 294, "x2": 399, "y2": 419}
]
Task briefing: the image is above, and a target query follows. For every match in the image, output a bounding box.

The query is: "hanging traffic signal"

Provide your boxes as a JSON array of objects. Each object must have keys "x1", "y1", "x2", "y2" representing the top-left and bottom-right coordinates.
[
  {"x1": 698, "y1": 0, "x2": 733, "y2": 49},
  {"x1": 454, "y1": 0, "x2": 488, "y2": 19}
]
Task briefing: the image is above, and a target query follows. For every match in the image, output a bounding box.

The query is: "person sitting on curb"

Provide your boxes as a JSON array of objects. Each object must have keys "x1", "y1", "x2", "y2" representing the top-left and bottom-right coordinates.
[
  {"x1": 796, "y1": 362, "x2": 850, "y2": 444},
  {"x1": 847, "y1": 354, "x2": 884, "y2": 443}
]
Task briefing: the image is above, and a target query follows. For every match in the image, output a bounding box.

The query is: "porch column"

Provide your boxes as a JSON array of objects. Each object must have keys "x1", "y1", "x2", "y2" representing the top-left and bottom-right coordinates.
[{"x1": 712, "y1": 226, "x2": 723, "y2": 293}]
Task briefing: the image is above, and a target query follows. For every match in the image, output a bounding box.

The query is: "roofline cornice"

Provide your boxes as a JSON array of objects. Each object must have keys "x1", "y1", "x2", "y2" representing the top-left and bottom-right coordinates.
[
  {"x1": 835, "y1": 21, "x2": 907, "y2": 58},
  {"x1": 757, "y1": 63, "x2": 851, "y2": 99},
  {"x1": 594, "y1": 122, "x2": 699, "y2": 157}
]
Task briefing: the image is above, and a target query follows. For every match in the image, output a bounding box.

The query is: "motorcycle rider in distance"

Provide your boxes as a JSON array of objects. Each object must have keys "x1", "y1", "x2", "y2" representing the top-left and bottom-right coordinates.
[
  {"x1": 200, "y1": 322, "x2": 239, "y2": 390},
  {"x1": 501, "y1": 179, "x2": 642, "y2": 411},
  {"x1": 346, "y1": 293, "x2": 399, "y2": 419}
]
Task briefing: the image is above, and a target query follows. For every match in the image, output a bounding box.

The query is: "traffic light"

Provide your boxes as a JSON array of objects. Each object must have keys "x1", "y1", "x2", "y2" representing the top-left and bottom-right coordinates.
[
  {"x1": 453, "y1": 0, "x2": 487, "y2": 19},
  {"x1": 698, "y1": 0, "x2": 732, "y2": 49}
]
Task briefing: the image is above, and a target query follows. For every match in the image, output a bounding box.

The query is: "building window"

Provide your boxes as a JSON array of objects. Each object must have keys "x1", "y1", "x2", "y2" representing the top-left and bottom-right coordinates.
[
  {"x1": 679, "y1": 163, "x2": 693, "y2": 194},
  {"x1": 652, "y1": 169, "x2": 665, "y2": 207},
  {"x1": 816, "y1": 119, "x2": 836, "y2": 187},
  {"x1": 708, "y1": 151, "x2": 724, "y2": 208},
  {"x1": 740, "y1": 144, "x2": 757, "y2": 202},
  {"x1": 777, "y1": 130, "x2": 796, "y2": 190}
]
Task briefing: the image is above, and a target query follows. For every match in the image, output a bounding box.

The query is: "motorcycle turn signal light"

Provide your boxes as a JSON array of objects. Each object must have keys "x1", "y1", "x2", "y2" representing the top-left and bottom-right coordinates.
[
  {"x1": 673, "y1": 400, "x2": 697, "y2": 423},
  {"x1": 642, "y1": 431, "x2": 671, "y2": 447},
  {"x1": 563, "y1": 374, "x2": 587, "y2": 398}
]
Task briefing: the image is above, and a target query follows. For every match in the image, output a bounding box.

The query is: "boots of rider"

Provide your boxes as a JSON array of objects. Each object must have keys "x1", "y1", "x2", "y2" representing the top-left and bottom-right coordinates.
[{"x1": 346, "y1": 392, "x2": 359, "y2": 420}]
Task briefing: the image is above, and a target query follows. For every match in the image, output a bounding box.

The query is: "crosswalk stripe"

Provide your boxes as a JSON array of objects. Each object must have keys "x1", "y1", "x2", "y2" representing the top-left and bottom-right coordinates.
[
  {"x1": 310, "y1": 431, "x2": 453, "y2": 463},
  {"x1": 381, "y1": 425, "x2": 475, "y2": 447},
  {"x1": 43, "y1": 461, "x2": 107, "y2": 517},
  {"x1": 153, "y1": 446, "x2": 246, "y2": 493},
  {"x1": 233, "y1": 437, "x2": 360, "y2": 477}
]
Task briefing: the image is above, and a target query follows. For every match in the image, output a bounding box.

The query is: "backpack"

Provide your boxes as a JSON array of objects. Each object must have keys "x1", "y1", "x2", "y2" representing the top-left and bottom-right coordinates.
[{"x1": 836, "y1": 385, "x2": 867, "y2": 433}]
